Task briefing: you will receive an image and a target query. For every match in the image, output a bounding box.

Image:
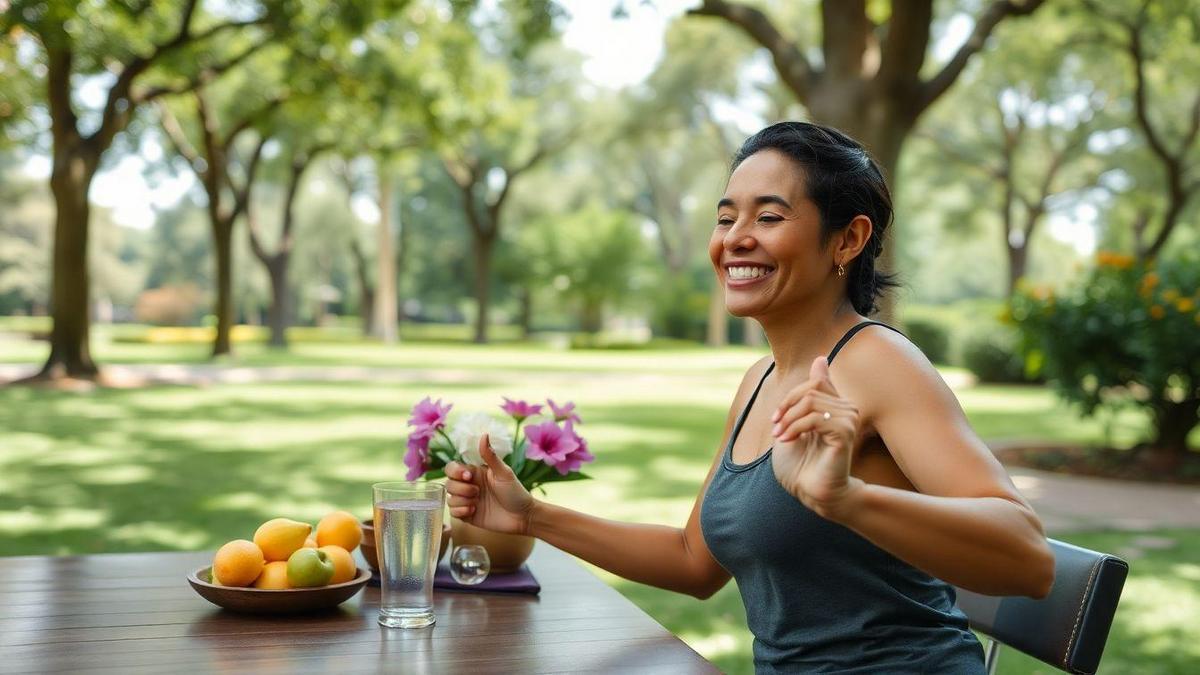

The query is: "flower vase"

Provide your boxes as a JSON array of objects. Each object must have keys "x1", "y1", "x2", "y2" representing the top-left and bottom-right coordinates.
[{"x1": 450, "y1": 517, "x2": 535, "y2": 574}]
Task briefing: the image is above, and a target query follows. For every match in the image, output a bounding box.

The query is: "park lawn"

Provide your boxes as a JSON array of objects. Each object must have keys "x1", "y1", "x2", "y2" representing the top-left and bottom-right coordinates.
[{"x1": 0, "y1": 345, "x2": 1192, "y2": 672}]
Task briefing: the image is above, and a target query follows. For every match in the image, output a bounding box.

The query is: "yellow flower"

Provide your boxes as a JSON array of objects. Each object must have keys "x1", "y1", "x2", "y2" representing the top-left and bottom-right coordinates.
[
  {"x1": 1139, "y1": 272, "x2": 1159, "y2": 297},
  {"x1": 1096, "y1": 251, "x2": 1134, "y2": 269},
  {"x1": 1149, "y1": 305, "x2": 1166, "y2": 319},
  {"x1": 1177, "y1": 298, "x2": 1196, "y2": 313}
]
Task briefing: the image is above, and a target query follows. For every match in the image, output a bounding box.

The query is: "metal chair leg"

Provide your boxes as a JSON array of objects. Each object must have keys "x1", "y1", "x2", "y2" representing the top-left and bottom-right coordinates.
[{"x1": 984, "y1": 638, "x2": 1001, "y2": 675}]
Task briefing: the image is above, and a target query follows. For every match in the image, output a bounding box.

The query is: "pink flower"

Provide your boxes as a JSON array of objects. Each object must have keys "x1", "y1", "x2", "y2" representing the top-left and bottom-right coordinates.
[
  {"x1": 500, "y1": 397, "x2": 543, "y2": 421},
  {"x1": 547, "y1": 399, "x2": 581, "y2": 425},
  {"x1": 404, "y1": 434, "x2": 431, "y2": 481},
  {"x1": 523, "y1": 420, "x2": 579, "y2": 464},
  {"x1": 408, "y1": 397, "x2": 452, "y2": 437},
  {"x1": 553, "y1": 421, "x2": 595, "y2": 475}
]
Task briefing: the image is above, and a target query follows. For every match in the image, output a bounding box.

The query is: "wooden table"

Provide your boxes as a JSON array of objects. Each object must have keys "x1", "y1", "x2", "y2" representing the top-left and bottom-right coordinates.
[{"x1": 0, "y1": 544, "x2": 717, "y2": 674}]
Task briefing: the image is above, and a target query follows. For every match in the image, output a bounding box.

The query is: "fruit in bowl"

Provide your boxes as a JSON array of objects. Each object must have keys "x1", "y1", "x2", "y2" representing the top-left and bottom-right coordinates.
[
  {"x1": 359, "y1": 518, "x2": 451, "y2": 572},
  {"x1": 189, "y1": 512, "x2": 369, "y2": 614}
]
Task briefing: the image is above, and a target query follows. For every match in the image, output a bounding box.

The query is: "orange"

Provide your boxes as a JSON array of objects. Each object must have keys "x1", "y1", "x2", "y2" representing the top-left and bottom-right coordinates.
[
  {"x1": 254, "y1": 518, "x2": 312, "y2": 562},
  {"x1": 319, "y1": 545, "x2": 357, "y2": 584},
  {"x1": 303, "y1": 537, "x2": 318, "y2": 549},
  {"x1": 212, "y1": 539, "x2": 264, "y2": 587},
  {"x1": 316, "y1": 511, "x2": 363, "y2": 553},
  {"x1": 253, "y1": 561, "x2": 291, "y2": 589}
]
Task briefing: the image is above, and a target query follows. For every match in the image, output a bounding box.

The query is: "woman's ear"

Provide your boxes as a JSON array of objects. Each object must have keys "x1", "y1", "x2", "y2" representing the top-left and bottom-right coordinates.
[{"x1": 838, "y1": 215, "x2": 873, "y2": 264}]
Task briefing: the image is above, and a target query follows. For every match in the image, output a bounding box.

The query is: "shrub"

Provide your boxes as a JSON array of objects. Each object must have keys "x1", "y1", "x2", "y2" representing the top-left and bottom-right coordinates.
[
  {"x1": 961, "y1": 327, "x2": 1027, "y2": 383},
  {"x1": 133, "y1": 284, "x2": 205, "y2": 326},
  {"x1": 902, "y1": 317, "x2": 951, "y2": 364},
  {"x1": 1011, "y1": 251, "x2": 1200, "y2": 457}
]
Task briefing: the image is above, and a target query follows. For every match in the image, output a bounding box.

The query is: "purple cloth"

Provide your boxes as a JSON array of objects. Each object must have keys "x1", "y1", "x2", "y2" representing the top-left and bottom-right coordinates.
[
  {"x1": 369, "y1": 564, "x2": 540, "y2": 595},
  {"x1": 434, "y1": 562, "x2": 540, "y2": 594}
]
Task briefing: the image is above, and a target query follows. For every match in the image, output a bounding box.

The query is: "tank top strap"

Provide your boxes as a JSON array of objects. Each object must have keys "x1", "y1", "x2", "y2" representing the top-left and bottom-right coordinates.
[{"x1": 827, "y1": 320, "x2": 905, "y2": 366}]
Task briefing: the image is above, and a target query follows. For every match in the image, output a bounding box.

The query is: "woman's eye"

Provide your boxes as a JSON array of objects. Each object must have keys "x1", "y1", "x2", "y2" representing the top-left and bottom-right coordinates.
[
  {"x1": 757, "y1": 214, "x2": 782, "y2": 223},
  {"x1": 717, "y1": 217, "x2": 734, "y2": 227}
]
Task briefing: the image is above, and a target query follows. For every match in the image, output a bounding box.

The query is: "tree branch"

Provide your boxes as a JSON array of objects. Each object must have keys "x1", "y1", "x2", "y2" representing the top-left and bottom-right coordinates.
[
  {"x1": 918, "y1": 0, "x2": 1047, "y2": 110},
  {"x1": 223, "y1": 95, "x2": 287, "y2": 152},
  {"x1": 876, "y1": 0, "x2": 933, "y2": 87},
  {"x1": 689, "y1": 0, "x2": 816, "y2": 102},
  {"x1": 822, "y1": 0, "x2": 873, "y2": 79},
  {"x1": 155, "y1": 100, "x2": 201, "y2": 168},
  {"x1": 132, "y1": 37, "x2": 274, "y2": 105},
  {"x1": 230, "y1": 136, "x2": 267, "y2": 220}
]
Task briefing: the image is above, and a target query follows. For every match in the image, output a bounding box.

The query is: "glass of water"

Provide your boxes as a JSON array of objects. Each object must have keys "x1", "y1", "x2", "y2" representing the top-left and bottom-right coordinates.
[{"x1": 372, "y1": 481, "x2": 446, "y2": 628}]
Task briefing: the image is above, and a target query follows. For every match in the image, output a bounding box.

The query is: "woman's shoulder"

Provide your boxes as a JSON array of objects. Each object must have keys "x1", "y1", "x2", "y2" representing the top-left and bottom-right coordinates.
[{"x1": 830, "y1": 321, "x2": 946, "y2": 415}]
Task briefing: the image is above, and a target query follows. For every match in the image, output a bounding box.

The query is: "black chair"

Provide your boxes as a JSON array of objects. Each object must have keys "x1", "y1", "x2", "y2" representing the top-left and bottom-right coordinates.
[{"x1": 954, "y1": 538, "x2": 1128, "y2": 674}]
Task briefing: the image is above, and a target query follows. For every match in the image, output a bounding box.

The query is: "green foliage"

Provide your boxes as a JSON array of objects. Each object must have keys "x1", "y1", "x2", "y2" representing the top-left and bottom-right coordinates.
[
  {"x1": 961, "y1": 327, "x2": 1029, "y2": 384},
  {"x1": 1011, "y1": 251, "x2": 1200, "y2": 450},
  {"x1": 901, "y1": 317, "x2": 951, "y2": 365}
]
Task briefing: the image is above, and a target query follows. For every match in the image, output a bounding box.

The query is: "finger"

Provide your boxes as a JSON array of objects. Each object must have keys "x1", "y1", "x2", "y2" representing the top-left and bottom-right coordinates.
[
  {"x1": 773, "y1": 391, "x2": 845, "y2": 436},
  {"x1": 445, "y1": 480, "x2": 480, "y2": 498},
  {"x1": 448, "y1": 494, "x2": 477, "y2": 508},
  {"x1": 772, "y1": 380, "x2": 822, "y2": 423},
  {"x1": 450, "y1": 505, "x2": 475, "y2": 519},
  {"x1": 809, "y1": 355, "x2": 838, "y2": 395},
  {"x1": 479, "y1": 434, "x2": 511, "y2": 474},
  {"x1": 445, "y1": 461, "x2": 473, "y2": 482},
  {"x1": 775, "y1": 409, "x2": 852, "y2": 443}
]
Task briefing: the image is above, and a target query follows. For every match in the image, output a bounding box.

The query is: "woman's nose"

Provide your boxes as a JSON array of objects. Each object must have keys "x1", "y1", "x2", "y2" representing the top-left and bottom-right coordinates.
[{"x1": 724, "y1": 221, "x2": 756, "y2": 251}]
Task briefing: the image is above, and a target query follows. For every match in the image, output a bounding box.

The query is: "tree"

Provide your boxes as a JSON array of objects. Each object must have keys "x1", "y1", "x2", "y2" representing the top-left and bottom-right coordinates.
[
  {"x1": 422, "y1": 18, "x2": 577, "y2": 344},
  {"x1": 246, "y1": 133, "x2": 333, "y2": 348},
  {"x1": 3, "y1": 0, "x2": 281, "y2": 379},
  {"x1": 689, "y1": 0, "x2": 1050, "y2": 320},
  {"x1": 1081, "y1": 0, "x2": 1200, "y2": 260},
  {"x1": 157, "y1": 85, "x2": 275, "y2": 356},
  {"x1": 919, "y1": 25, "x2": 1109, "y2": 295}
]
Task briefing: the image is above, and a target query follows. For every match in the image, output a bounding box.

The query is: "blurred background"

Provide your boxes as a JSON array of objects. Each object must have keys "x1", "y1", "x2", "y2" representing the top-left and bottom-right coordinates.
[{"x1": 1, "y1": 1, "x2": 1198, "y2": 672}]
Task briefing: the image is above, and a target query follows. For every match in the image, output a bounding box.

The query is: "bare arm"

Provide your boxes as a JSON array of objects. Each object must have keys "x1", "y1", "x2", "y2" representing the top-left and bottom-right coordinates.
[
  {"x1": 786, "y1": 333, "x2": 1054, "y2": 598},
  {"x1": 445, "y1": 358, "x2": 772, "y2": 599}
]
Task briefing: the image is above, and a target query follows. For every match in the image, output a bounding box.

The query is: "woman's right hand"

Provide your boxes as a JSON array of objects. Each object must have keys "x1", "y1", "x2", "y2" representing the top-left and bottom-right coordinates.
[{"x1": 445, "y1": 434, "x2": 536, "y2": 535}]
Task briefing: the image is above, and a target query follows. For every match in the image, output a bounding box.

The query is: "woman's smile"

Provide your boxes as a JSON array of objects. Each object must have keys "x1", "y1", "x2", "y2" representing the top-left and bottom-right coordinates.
[{"x1": 724, "y1": 263, "x2": 777, "y2": 289}]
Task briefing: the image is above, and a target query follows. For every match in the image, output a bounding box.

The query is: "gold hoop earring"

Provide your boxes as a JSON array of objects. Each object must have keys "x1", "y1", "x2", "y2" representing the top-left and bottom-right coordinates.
[{"x1": 837, "y1": 264, "x2": 846, "y2": 277}]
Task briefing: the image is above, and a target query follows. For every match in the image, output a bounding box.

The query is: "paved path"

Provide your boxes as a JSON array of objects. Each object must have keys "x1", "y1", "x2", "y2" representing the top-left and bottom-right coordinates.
[{"x1": 3, "y1": 362, "x2": 1197, "y2": 537}]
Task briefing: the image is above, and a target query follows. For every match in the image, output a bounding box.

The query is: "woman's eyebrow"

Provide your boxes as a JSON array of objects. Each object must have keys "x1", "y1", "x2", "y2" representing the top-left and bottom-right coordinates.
[{"x1": 716, "y1": 195, "x2": 794, "y2": 210}]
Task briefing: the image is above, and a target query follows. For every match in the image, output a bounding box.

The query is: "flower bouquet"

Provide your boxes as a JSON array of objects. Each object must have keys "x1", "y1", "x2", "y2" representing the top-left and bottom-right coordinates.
[{"x1": 403, "y1": 396, "x2": 594, "y2": 492}]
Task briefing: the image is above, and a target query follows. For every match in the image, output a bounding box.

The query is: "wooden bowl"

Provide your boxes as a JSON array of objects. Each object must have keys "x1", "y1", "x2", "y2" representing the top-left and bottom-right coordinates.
[
  {"x1": 359, "y1": 519, "x2": 451, "y2": 572},
  {"x1": 187, "y1": 566, "x2": 370, "y2": 614}
]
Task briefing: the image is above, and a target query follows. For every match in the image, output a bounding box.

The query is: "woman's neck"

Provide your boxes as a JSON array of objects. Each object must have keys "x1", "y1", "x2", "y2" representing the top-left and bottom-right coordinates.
[{"x1": 757, "y1": 296, "x2": 865, "y2": 382}]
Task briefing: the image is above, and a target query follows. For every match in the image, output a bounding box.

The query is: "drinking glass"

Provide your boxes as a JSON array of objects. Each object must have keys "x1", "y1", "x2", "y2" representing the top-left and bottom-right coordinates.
[{"x1": 372, "y1": 481, "x2": 446, "y2": 628}]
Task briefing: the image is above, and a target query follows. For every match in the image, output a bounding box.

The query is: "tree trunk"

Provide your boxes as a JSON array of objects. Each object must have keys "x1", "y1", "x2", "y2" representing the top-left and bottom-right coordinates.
[
  {"x1": 580, "y1": 298, "x2": 604, "y2": 334},
  {"x1": 351, "y1": 241, "x2": 375, "y2": 337},
  {"x1": 706, "y1": 281, "x2": 728, "y2": 347},
  {"x1": 266, "y1": 256, "x2": 289, "y2": 348},
  {"x1": 518, "y1": 286, "x2": 533, "y2": 339},
  {"x1": 211, "y1": 220, "x2": 235, "y2": 357},
  {"x1": 1006, "y1": 243, "x2": 1029, "y2": 297},
  {"x1": 41, "y1": 150, "x2": 99, "y2": 378},
  {"x1": 472, "y1": 233, "x2": 495, "y2": 344},
  {"x1": 1151, "y1": 398, "x2": 1199, "y2": 458},
  {"x1": 373, "y1": 164, "x2": 398, "y2": 343}
]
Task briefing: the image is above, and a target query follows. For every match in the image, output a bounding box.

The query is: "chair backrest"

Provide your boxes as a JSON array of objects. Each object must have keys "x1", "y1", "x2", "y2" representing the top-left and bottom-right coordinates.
[{"x1": 954, "y1": 538, "x2": 1128, "y2": 675}]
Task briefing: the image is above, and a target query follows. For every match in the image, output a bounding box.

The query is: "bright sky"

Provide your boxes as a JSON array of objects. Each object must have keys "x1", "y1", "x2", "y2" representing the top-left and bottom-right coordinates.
[{"x1": 19, "y1": 2, "x2": 1097, "y2": 253}]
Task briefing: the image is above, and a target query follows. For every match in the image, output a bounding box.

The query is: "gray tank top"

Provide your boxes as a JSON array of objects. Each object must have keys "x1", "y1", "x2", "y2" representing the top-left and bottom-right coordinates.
[{"x1": 700, "y1": 321, "x2": 986, "y2": 674}]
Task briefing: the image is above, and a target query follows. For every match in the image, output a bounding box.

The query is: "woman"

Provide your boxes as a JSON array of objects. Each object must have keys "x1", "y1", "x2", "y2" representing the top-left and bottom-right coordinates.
[{"x1": 444, "y1": 122, "x2": 1055, "y2": 674}]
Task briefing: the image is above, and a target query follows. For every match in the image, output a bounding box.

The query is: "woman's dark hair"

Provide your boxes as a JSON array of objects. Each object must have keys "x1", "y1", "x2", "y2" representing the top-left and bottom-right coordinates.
[{"x1": 731, "y1": 121, "x2": 899, "y2": 316}]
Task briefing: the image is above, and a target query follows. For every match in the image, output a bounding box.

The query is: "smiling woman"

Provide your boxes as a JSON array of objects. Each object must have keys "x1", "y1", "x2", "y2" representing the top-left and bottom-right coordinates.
[{"x1": 441, "y1": 121, "x2": 1055, "y2": 674}]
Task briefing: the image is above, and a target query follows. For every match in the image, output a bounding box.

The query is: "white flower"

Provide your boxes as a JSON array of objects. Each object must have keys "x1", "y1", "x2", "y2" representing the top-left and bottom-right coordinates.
[{"x1": 450, "y1": 412, "x2": 514, "y2": 466}]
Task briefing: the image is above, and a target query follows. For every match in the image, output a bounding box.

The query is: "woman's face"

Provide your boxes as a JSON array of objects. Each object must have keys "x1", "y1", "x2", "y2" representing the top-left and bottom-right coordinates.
[{"x1": 708, "y1": 149, "x2": 830, "y2": 318}]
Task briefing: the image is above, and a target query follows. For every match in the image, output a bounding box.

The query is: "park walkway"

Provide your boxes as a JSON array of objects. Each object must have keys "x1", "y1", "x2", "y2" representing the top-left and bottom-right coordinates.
[{"x1": 3, "y1": 362, "x2": 1198, "y2": 541}]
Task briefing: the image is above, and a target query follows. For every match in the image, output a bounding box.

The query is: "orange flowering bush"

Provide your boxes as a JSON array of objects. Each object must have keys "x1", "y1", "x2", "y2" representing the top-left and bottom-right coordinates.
[{"x1": 1011, "y1": 251, "x2": 1200, "y2": 458}]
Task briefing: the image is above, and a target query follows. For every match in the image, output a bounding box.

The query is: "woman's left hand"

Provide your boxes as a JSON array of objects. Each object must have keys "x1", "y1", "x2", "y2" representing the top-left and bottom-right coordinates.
[{"x1": 770, "y1": 356, "x2": 865, "y2": 521}]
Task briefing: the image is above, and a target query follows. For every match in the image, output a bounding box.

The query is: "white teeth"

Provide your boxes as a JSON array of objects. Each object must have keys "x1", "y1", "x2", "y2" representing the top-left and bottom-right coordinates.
[{"x1": 728, "y1": 266, "x2": 771, "y2": 280}]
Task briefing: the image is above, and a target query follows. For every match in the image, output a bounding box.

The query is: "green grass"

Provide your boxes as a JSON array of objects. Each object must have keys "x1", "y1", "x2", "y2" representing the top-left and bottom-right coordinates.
[{"x1": 0, "y1": 337, "x2": 1194, "y2": 672}]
